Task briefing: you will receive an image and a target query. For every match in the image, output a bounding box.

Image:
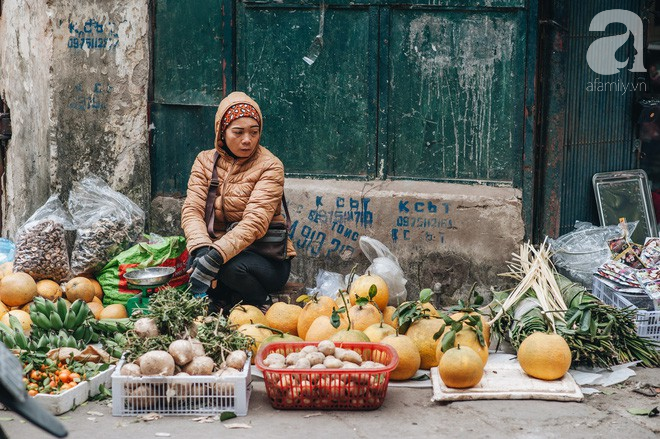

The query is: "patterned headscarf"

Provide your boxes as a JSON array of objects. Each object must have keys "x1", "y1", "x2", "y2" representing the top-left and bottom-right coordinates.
[{"x1": 221, "y1": 103, "x2": 261, "y2": 134}]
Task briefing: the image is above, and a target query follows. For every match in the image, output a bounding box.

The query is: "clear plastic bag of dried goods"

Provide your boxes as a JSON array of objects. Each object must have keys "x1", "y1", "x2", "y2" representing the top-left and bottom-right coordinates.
[
  {"x1": 13, "y1": 194, "x2": 74, "y2": 282},
  {"x1": 67, "y1": 176, "x2": 145, "y2": 276}
]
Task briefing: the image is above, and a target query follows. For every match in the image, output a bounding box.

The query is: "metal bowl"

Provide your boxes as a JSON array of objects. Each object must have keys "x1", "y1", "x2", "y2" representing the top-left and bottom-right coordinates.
[{"x1": 124, "y1": 267, "x2": 176, "y2": 286}]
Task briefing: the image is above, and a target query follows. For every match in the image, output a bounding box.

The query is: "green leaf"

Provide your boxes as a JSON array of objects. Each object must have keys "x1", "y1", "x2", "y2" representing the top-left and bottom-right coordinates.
[
  {"x1": 450, "y1": 322, "x2": 463, "y2": 333},
  {"x1": 419, "y1": 289, "x2": 433, "y2": 303},
  {"x1": 99, "y1": 363, "x2": 110, "y2": 371},
  {"x1": 398, "y1": 320, "x2": 411, "y2": 335},
  {"x1": 627, "y1": 407, "x2": 659, "y2": 417},
  {"x1": 368, "y1": 284, "x2": 378, "y2": 300},
  {"x1": 432, "y1": 324, "x2": 447, "y2": 341},
  {"x1": 220, "y1": 412, "x2": 237, "y2": 422},
  {"x1": 330, "y1": 310, "x2": 341, "y2": 329},
  {"x1": 473, "y1": 292, "x2": 484, "y2": 306},
  {"x1": 355, "y1": 296, "x2": 369, "y2": 307},
  {"x1": 408, "y1": 373, "x2": 431, "y2": 381},
  {"x1": 441, "y1": 330, "x2": 456, "y2": 352},
  {"x1": 295, "y1": 294, "x2": 310, "y2": 304}
]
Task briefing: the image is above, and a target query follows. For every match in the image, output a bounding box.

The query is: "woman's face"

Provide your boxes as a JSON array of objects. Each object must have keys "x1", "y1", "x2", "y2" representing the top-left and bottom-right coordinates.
[{"x1": 223, "y1": 117, "x2": 260, "y2": 158}]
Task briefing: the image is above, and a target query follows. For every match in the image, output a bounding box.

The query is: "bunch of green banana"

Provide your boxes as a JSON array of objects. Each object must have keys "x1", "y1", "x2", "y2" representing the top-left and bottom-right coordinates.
[
  {"x1": 30, "y1": 297, "x2": 92, "y2": 332},
  {"x1": 91, "y1": 318, "x2": 133, "y2": 334},
  {"x1": 0, "y1": 315, "x2": 30, "y2": 350}
]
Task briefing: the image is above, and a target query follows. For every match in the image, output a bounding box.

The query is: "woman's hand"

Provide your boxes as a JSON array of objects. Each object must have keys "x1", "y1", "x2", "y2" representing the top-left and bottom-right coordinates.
[
  {"x1": 186, "y1": 246, "x2": 211, "y2": 274},
  {"x1": 189, "y1": 248, "x2": 224, "y2": 297}
]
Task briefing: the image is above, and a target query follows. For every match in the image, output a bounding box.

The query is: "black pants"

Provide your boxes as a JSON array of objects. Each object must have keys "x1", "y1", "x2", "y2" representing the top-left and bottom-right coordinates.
[{"x1": 208, "y1": 250, "x2": 291, "y2": 312}]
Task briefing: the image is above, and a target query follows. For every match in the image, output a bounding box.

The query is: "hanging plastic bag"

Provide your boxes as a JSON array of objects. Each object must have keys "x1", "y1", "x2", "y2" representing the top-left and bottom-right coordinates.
[
  {"x1": 68, "y1": 176, "x2": 145, "y2": 276},
  {"x1": 358, "y1": 236, "x2": 407, "y2": 305},
  {"x1": 13, "y1": 194, "x2": 74, "y2": 282}
]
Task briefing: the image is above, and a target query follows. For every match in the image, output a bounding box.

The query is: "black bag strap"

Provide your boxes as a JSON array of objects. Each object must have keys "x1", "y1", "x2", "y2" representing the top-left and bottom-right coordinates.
[{"x1": 204, "y1": 152, "x2": 221, "y2": 239}]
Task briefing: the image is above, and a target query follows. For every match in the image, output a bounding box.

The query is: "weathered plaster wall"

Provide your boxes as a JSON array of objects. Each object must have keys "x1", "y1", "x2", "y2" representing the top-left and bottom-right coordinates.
[
  {"x1": 151, "y1": 179, "x2": 524, "y2": 305},
  {"x1": 0, "y1": 0, "x2": 52, "y2": 236},
  {"x1": 0, "y1": 0, "x2": 150, "y2": 237},
  {"x1": 49, "y1": 0, "x2": 150, "y2": 208}
]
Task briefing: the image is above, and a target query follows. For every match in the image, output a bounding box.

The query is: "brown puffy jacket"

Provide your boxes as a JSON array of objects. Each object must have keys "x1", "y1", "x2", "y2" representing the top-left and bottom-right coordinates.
[{"x1": 181, "y1": 92, "x2": 296, "y2": 263}]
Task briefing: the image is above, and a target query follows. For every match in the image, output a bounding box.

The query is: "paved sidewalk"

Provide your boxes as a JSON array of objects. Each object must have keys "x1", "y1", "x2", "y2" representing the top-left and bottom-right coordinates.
[{"x1": 1, "y1": 369, "x2": 658, "y2": 439}]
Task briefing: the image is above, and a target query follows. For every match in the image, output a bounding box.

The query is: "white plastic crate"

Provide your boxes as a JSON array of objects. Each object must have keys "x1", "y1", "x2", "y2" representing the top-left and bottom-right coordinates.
[
  {"x1": 592, "y1": 276, "x2": 660, "y2": 343},
  {"x1": 34, "y1": 380, "x2": 90, "y2": 415},
  {"x1": 88, "y1": 365, "x2": 115, "y2": 397},
  {"x1": 111, "y1": 356, "x2": 251, "y2": 416}
]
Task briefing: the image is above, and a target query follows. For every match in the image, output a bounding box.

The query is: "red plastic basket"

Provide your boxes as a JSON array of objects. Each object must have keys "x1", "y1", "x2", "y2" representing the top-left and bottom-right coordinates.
[{"x1": 255, "y1": 341, "x2": 399, "y2": 410}]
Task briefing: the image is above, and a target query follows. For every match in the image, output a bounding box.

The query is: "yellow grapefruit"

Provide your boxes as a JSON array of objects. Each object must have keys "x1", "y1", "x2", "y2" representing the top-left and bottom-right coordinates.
[
  {"x1": 99, "y1": 304, "x2": 128, "y2": 319},
  {"x1": 87, "y1": 301, "x2": 104, "y2": 320},
  {"x1": 228, "y1": 304, "x2": 267, "y2": 327},
  {"x1": 435, "y1": 328, "x2": 489, "y2": 366},
  {"x1": 347, "y1": 303, "x2": 382, "y2": 331},
  {"x1": 383, "y1": 306, "x2": 398, "y2": 328},
  {"x1": 363, "y1": 322, "x2": 396, "y2": 342},
  {"x1": 405, "y1": 318, "x2": 445, "y2": 369},
  {"x1": 438, "y1": 345, "x2": 484, "y2": 388},
  {"x1": 349, "y1": 274, "x2": 389, "y2": 311},
  {"x1": 381, "y1": 334, "x2": 421, "y2": 381},
  {"x1": 0, "y1": 272, "x2": 37, "y2": 307},
  {"x1": 36, "y1": 279, "x2": 63, "y2": 301},
  {"x1": 65, "y1": 277, "x2": 95, "y2": 303},
  {"x1": 297, "y1": 296, "x2": 336, "y2": 340},
  {"x1": 305, "y1": 315, "x2": 348, "y2": 341},
  {"x1": 265, "y1": 302, "x2": 302, "y2": 335},
  {"x1": 518, "y1": 332, "x2": 572, "y2": 380}
]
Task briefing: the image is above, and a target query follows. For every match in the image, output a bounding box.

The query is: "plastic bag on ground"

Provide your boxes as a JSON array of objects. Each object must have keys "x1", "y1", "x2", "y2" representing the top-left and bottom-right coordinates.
[
  {"x1": 358, "y1": 236, "x2": 407, "y2": 305},
  {"x1": 68, "y1": 176, "x2": 145, "y2": 276},
  {"x1": 13, "y1": 194, "x2": 74, "y2": 282}
]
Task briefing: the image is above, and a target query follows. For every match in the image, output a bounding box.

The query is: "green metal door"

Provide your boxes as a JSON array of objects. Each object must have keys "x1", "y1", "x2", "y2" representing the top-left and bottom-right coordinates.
[{"x1": 152, "y1": 0, "x2": 534, "y2": 204}]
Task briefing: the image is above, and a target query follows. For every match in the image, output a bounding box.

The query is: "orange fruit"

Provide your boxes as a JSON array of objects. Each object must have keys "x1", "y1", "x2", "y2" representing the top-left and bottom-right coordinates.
[
  {"x1": 405, "y1": 318, "x2": 445, "y2": 369},
  {"x1": 382, "y1": 306, "x2": 398, "y2": 328},
  {"x1": 0, "y1": 262, "x2": 13, "y2": 280},
  {"x1": 363, "y1": 322, "x2": 396, "y2": 342},
  {"x1": 435, "y1": 328, "x2": 489, "y2": 366},
  {"x1": 305, "y1": 315, "x2": 348, "y2": 341},
  {"x1": 0, "y1": 272, "x2": 37, "y2": 307},
  {"x1": 20, "y1": 301, "x2": 34, "y2": 313},
  {"x1": 92, "y1": 296, "x2": 102, "y2": 304},
  {"x1": 65, "y1": 277, "x2": 95, "y2": 303},
  {"x1": 349, "y1": 274, "x2": 389, "y2": 311},
  {"x1": 0, "y1": 301, "x2": 7, "y2": 319},
  {"x1": 381, "y1": 334, "x2": 421, "y2": 381},
  {"x1": 518, "y1": 332, "x2": 572, "y2": 380},
  {"x1": 438, "y1": 345, "x2": 484, "y2": 388},
  {"x1": 347, "y1": 303, "x2": 381, "y2": 331},
  {"x1": 422, "y1": 302, "x2": 439, "y2": 317},
  {"x1": 99, "y1": 304, "x2": 128, "y2": 319},
  {"x1": 330, "y1": 329, "x2": 369, "y2": 343},
  {"x1": 238, "y1": 323, "x2": 273, "y2": 364},
  {"x1": 228, "y1": 304, "x2": 267, "y2": 327},
  {"x1": 265, "y1": 302, "x2": 302, "y2": 335},
  {"x1": 87, "y1": 302, "x2": 104, "y2": 319},
  {"x1": 36, "y1": 279, "x2": 63, "y2": 301},
  {"x1": 1, "y1": 309, "x2": 32, "y2": 333},
  {"x1": 450, "y1": 311, "x2": 491, "y2": 346},
  {"x1": 89, "y1": 279, "x2": 103, "y2": 300},
  {"x1": 297, "y1": 296, "x2": 336, "y2": 340}
]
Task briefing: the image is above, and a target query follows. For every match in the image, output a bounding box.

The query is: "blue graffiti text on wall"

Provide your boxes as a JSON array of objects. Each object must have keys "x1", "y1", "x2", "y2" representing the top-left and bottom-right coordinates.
[
  {"x1": 308, "y1": 196, "x2": 373, "y2": 227},
  {"x1": 69, "y1": 82, "x2": 112, "y2": 111},
  {"x1": 391, "y1": 199, "x2": 454, "y2": 243},
  {"x1": 67, "y1": 19, "x2": 119, "y2": 50}
]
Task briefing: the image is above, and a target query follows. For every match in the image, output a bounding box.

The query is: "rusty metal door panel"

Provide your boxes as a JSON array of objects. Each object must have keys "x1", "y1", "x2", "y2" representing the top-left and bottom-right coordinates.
[
  {"x1": 538, "y1": 0, "x2": 644, "y2": 239},
  {"x1": 387, "y1": 9, "x2": 527, "y2": 182}
]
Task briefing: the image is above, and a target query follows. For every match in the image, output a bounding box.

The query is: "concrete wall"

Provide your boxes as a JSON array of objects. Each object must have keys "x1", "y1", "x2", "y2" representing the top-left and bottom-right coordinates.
[
  {"x1": 0, "y1": 0, "x2": 150, "y2": 237},
  {"x1": 151, "y1": 179, "x2": 524, "y2": 305},
  {"x1": 0, "y1": 0, "x2": 52, "y2": 236}
]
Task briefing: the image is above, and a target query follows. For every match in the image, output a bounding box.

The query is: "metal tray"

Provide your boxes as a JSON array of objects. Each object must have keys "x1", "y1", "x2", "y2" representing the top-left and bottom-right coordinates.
[
  {"x1": 124, "y1": 267, "x2": 175, "y2": 286},
  {"x1": 593, "y1": 169, "x2": 657, "y2": 244}
]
